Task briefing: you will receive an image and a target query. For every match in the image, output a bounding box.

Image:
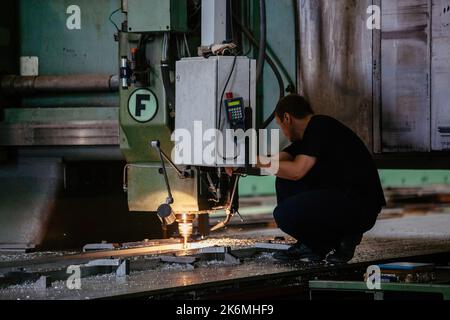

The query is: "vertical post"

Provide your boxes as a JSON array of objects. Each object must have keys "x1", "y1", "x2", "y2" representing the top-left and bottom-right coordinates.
[
  {"x1": 372, "y1": 0, "x2": 382, "y2": 154},
  {"x1": 201, "y1": 0, "x2": 228, "y2": 46}
]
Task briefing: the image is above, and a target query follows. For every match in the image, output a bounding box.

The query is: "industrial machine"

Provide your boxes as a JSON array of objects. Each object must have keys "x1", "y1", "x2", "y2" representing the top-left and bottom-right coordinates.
[
  {"x1": 0, "y1": 0, "x2": 283, "y2": 250},
  {"x1": 2, "y1": 0, "x2": 450, "y2": 251},
  {"x1": 118, "y1": 0, "x2": 259, "y2": 247},
  {"x1": 3, "y1": 0, "x2": 450, "y2": 302}
]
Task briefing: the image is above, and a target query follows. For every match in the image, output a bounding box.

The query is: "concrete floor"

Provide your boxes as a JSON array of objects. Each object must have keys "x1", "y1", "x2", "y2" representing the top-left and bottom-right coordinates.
[{"x1": 367, "y1": 213, "x2": 450, "y2": 239}]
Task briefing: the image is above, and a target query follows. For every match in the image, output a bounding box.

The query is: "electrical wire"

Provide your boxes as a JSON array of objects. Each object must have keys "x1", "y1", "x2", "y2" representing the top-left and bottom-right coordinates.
[
  {"x1": 189, "y1": 2, "x2": 202, "y2": 18},
  {"x1": 218, "y1": 55, "x2": 238, "y2": 131},
  {"x1": 161, "y1": 33, "x2": 176, "y2": 111},
  {"x1": 109, "y1": 8, "x2": 121, "y2": 32},
  {"x1": 256, "y1": 0, "x2": 266, "y2": 82},
  {"x1": 232, "y1": 13, "x2": 285, "y2": 129},
  {"x1": 228, "y1": 0, "x2": 235, "y2": 43},
  {"x1": 217, "y1": 54, "x2": 240, "y2": 162}
]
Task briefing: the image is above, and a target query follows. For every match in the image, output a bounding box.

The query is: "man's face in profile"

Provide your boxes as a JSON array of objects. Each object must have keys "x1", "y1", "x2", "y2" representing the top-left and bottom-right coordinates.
[{"x1": 275, "y1": 114, "x2": 295, "y2": 142}]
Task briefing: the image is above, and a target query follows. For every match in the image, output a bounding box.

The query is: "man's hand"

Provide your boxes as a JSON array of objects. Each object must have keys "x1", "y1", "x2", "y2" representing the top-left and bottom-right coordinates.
[
  {"x1": 256, "y1": 156, "x2": 272, "y2": 169},
  {"x1": 225, "y1": 167, "x2": 236, "y2": 177}
]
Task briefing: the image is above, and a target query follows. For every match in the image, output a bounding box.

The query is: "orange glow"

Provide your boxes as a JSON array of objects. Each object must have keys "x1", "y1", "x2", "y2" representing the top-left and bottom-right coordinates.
[{"x1": 178, "y1": 221, "x2": 193, "y2": 250}]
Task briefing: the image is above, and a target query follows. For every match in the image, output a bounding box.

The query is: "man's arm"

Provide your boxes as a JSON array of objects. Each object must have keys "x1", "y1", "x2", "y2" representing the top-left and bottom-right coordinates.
[
  {"x1": 276, "y1": 155, "x2": 317, "y2": 180},
  {"x1": 274, "y1": 151, "x2": 295, "y2": 162},
  {"x1": 256, "y1": 151, "x2": 293, "y2": 172},
  {"x1": 259, "y1": 154, "x2": 317, "y2": 181},
  {"x1": 225, "y1": 152, "x2": 294, "y2": 176}
]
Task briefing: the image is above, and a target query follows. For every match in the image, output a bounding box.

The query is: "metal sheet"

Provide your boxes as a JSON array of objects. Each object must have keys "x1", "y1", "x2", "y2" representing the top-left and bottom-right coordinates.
[
  {"x1": 431, "y1": 0, "x2": 450, "y2": 151},
  {"x1": 19, "y1": 0, "x2": 120, "y2": 108},
  {"x1": 0, "y1": 108, "x2": 119, "y2": 146},
  {"x1": 16, "y1": 147, "x2": 124, "y2": 161},
  {"x1": 0, "y1": 158, "x2": 64, "y2": 247},
  {"x1": 19, "y1": 0, "x2": 120, "y2": 75},
  {"x1": 0, "y1": 75, "x2": 119, "y2": 95},
  {"x1": 0, "y1": 123, "x2": 118, "y2": 146},
  {"x1": 119, "y1": 33, "x2": 173, "y2": 164},
  {"x1": 381, "y1": 0, "x2": 431, "y2": 152},
  {"x1": 127, "y1": 165, "x2": 199, "y2": 213},
  {"x1": 127, "y1": 0, "x2": 187, "y2": 33},
  {"x1": 175, "y1": 57, "x2": 217, "y2": 166},
  {"x1": 201, "y1": 0, "x2": 228, "y2": 46},
  {"x1": 297, "y1": 0, "x2": 374, "y2": 148}
]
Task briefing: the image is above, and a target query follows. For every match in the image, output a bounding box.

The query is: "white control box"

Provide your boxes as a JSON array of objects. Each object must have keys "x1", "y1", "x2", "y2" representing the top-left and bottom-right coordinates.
[{"x1": 175, "y1": 56, "x2": 256, "y2": 167}]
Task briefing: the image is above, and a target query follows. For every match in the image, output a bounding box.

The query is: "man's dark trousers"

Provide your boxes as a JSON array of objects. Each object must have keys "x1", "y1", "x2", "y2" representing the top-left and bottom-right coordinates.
[{"x1": 273, "y1": 178, "x2": 381, "y2": 256}]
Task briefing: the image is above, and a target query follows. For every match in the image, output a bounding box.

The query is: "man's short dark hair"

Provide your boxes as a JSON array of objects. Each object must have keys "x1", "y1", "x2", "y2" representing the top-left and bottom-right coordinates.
[{"x1": 275, "y1": 94, "x2": 314, "y2": 120}]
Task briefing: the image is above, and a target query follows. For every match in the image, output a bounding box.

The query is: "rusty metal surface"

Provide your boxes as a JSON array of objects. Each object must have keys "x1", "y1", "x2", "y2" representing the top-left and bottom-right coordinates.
[
  {"x1": 432, "y1": 0, "x2": 450, "y2": 151},
  {"x1": 0, "y1": 107, "x2": 119, "y2": 146},
  {"x1": 0, "y1": 74, "x2": 119, "y2": 95},
  {"x1": 0, "y1": 120, "x2": 119, "y2": 146},
  {"x1": 296, "y1": 0, "x2": 450, "y2": 156},
  {"x1": 0, "y1": 158, "x2": 63, "y2": 248},
  {"x1": 381, "y1": 0, "x2": 431, "y2": 152},
  {"x1": 297, "y1": 0, "x2": 374, "y2": 149},
  {"x1": 373, "y1": 0, "x2": 382, "y2": 154}
]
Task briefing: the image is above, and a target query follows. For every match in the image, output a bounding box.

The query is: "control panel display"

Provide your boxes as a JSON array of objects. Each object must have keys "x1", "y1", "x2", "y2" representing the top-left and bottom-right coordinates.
[{"x1": 224, "y1": 97, "x2": 245, "y2": 130}]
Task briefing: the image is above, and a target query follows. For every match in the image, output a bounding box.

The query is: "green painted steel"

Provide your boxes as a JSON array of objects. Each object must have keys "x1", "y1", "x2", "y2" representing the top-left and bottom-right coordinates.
[
  {"x1": 3, "y1": 107, "x2": 118, "y2": 123},
  {"x1": 238, "y1": 170, "x2": 450, "y2": 197},
  {"x1": 239, "y1": 176, "x2": 276, "y2": 197},
  {"x1": 261, "y1": 0, "x2": 296, "y2": 124},
  {"x1": 118, "y1": 1, "x2": 188, "y2": 212},
  {"x1": 127, "y1": 0, "x2": 187, "y2": 33},
  {"x1": 19, "y1": 0, "x2": 121, "y2": 108},
  {"x1": 118, "y1": 34, "x2": 174, "y2": 164},
  {"x1": 235, "y1": 0, "x2": 297, "y2": 199},
  {"x1": 118, "y1": 33, "x2": 175, "y2": 212},
  {"x1": 20, "y1": 0, "x2": 121, "y2": 75},
  {"x1": 18, "y1": 94, "x2": 119, "y2": 108},
  {"x1": 247, "y1": 0, "x2": 296, "y2": 127},
  {"x1": 126, "y1": 165, "x2": 201, "y2": 213},
  {"x1": 380, "y1": 170, "x2": 450, "y2": 188},
  {"x1": 309, "y1": 280, "x2": 450, "y2": 300}
]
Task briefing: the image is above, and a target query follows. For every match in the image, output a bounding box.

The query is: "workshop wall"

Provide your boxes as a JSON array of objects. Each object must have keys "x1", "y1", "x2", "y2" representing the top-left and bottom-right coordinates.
[
  {"x1": 297, "y1": 0, "x2": 373, "y2": 149},
  {"x1": 19, "y1": 0, "x2": 121, "y2": 108}
]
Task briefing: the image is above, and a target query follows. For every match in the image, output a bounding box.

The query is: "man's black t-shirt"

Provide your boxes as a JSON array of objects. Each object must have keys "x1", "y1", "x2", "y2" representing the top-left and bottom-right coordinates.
[{"x1": 283, "y1": 115, "x2": 386, "y2": 208}]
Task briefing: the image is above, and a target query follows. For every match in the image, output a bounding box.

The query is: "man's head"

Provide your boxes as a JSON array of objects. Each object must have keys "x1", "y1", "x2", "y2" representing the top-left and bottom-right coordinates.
[{"x1": 275, "y1": 94, "x2": 314, "y2": 141}]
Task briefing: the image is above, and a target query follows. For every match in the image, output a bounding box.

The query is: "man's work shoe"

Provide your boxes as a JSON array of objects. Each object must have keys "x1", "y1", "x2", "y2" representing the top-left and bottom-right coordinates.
[
  {"x1": 326, "y1": 234, "x2": 363, "y2": 264},
  {"x1": 273, "y1": 243, "x2": 325, "y2": 263}
]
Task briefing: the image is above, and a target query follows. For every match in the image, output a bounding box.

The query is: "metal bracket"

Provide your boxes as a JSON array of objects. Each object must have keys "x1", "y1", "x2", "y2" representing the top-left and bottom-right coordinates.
[
  {"x1": 151, "y1": 140, "x2": 175, "y2": 205},
  {"x1": 151, "y1": 140, "x2": 192, "y2": 179},
  {"x1": 211, "y1": 175, "x2": 244, "y2": 232}
]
